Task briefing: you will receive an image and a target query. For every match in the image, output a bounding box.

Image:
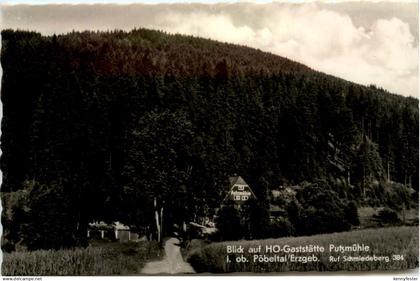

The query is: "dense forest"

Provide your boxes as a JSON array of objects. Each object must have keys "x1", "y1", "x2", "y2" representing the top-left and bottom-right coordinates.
[{"x1": 1, "y1": 29, "x2": 418, "y2": 250}]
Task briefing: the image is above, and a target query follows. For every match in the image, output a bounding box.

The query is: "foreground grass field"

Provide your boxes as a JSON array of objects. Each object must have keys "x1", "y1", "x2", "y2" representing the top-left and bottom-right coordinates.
[
  {"x1": 188, "y1": 226, "x2": 419, "y2": 273},
  {"x1": 2, "y1": 241, "x2": 163, "y2": 275}
]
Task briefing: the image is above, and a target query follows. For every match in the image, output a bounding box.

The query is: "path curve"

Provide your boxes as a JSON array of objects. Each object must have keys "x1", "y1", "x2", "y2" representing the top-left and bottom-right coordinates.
[{"x1": 141, "y1": 237, "x2": 196, "y2": 274}]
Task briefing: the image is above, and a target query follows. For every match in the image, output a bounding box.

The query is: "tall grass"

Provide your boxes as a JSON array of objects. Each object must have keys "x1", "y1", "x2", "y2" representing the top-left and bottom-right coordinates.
[
  {"x1": 2, "y1": 241, "x2": 163, "y2": 276},
  {"x1": 188, "y1": 226, "x2": 419, "y2": 273}
]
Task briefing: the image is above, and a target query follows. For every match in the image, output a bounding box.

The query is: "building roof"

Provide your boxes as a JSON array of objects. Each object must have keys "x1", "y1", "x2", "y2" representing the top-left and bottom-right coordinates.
[
  {"x1": 88, "y1": 221, "x2": 130, "y2": 231},
  {"x1": 114, "y1": 221, "x2": 130, "y2": 230},
  {"x1": 229, "y1": 176, "x2": 248, "y2": 187},
  {"x1": 269, "y1": 204, "x2": 286, "y2": 214}
]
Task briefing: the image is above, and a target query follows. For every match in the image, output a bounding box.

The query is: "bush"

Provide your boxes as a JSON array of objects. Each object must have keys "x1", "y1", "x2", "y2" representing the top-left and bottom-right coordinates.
[
  {"x1": 345, "y1": 200, "x2": 360, "y2": 226},
  {"x1": 385, "y1": 182, "x2": 415, "y2": 210},
  {"x1": 215, "y1": 203, "x2": 242, "y2": 241},
  {"x1": 216, "y1": 199, "x2": 272, "y2": 241},
  {"x1": 2, "y1": 180, "x2": 85, "y2": 251},
  {"x1": 268, "y1": 217, "x2": 295, "y2": 238},
  {"x1": 242, "y1": 199, "x2": 271, "y2": 240},
  {"x1": 20, "y1": 181, "x2": 79, "y2": 250},
  {"x1": 292, "y1": 180, "x2": 352, "y2": 235},
  {"x1": 374, "y1": 208, "x2": 400, "y2": 224},
  {"x1": 2, "y1": 188, "x2": 31, "y2": 252}
]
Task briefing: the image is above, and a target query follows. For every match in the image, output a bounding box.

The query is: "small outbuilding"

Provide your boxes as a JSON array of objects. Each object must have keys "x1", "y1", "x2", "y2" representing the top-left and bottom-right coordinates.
[{"x1": 87, "y1": 221, "x2": 140, "y2": 242}]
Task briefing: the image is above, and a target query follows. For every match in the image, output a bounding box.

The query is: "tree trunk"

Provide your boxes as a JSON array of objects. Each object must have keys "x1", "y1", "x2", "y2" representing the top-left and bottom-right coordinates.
[
  {"x1": 154, "y1": 197, "x2": 161, "y2": 242},
  {"x1": 362, "y1": 165, "x2": 366, "y2": 198},
  {"x1": 402, "y1": 202, "x2": 406, "y2": 224},
  {"x1": 160, "y1": 204, "x2": 164, "y2": 239}
]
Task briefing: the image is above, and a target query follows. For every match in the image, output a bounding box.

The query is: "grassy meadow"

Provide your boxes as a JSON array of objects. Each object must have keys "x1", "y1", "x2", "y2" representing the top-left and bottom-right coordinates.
[
  {"x1": 187, "y1": 226, "x2": 419, "y2": 273},
  {"x1": 2, "y1": 241, "x2": 163, "y2": 276}
]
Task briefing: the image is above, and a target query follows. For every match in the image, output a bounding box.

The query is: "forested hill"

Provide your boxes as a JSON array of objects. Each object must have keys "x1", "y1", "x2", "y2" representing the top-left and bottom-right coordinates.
[
  {"x1": 1, "y1": 29, "x2": 312, "y2": 78},
  {"x1": 1, "y1": 29, "x2": 418, "y2": 247}
]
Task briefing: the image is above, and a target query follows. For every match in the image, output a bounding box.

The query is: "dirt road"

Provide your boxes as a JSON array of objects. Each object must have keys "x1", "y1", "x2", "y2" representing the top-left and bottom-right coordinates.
[{"x1": 141, "y1": 237, "x2": 196, "y2": 274}]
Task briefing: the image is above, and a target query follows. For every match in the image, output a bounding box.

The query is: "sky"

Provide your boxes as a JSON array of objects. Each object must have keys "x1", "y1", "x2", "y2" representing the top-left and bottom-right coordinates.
[{"x1": 1, "y1": 1, "x2": 418, "y2": 97}]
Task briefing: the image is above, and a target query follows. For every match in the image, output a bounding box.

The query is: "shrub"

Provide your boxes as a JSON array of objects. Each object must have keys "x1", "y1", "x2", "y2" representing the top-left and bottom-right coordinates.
[
  {"x1": 344, "y1": 200, "x2": 360, "y2": 226},
  {"x1": 384, "y1": 182, "x2": 415, "y2": 210},
  {"x1": 292, "y1": 180, "x2": 352, "y2": 235},
  {"x1": 268, "y1": 217, "x2": 295, "y2": 238},
  {"x1": 216, "y1": 199, "x2": 272, "y2": 241},
  {"x1": 20, "y1": 181, "x2": 79, "y2": 250},
  {"x1": 215, "y1": 203, "x2": 242, "y2": 241},
  {"x1": 2, "y1": 187, "x2": 31, "y2": 252},
  {"x1": 242, "y1": 199, "x2": 271, "y2": 240},
  {"x1": 374, "y1": 207, "x2": 401, "y2": 224}
]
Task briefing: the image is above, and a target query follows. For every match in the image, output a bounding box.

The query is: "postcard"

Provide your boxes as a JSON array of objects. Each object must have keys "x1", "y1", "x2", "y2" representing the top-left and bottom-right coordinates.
[{"x1": 0, "y1": 0, "x2": 418, "y2": 277}]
